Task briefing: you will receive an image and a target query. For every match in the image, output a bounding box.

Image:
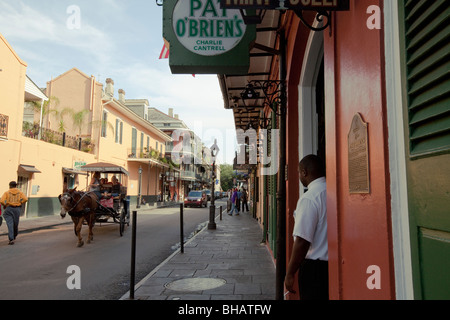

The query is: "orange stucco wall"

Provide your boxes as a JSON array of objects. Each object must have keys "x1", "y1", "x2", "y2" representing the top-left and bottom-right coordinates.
[{"x1": 0, "y1": 33, "x2": 27, "y2": 183}]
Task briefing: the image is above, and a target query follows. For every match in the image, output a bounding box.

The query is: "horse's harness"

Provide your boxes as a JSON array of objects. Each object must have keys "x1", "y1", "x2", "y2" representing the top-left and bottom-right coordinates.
[{"x1": 62, "y1": 191, "x2": 94, "y2": 215}]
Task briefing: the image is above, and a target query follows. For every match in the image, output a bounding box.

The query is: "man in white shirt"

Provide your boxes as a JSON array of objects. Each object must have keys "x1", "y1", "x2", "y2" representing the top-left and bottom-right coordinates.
[{"x1": 285, "y1": 154, "x2": 328, "y2": 300}]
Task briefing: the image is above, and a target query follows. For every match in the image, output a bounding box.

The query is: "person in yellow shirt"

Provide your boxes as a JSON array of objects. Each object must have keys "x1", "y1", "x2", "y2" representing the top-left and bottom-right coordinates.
[{"x1": 1, "y1": 181, "x2": 28, "y2": 245}]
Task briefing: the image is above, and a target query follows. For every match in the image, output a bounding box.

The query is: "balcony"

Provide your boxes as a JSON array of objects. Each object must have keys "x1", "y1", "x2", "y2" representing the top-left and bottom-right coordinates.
[
  {"x1": 127, "y1": 147, "x2": 180, "y2": 170},
  {"x1": 22, "y1": 121, "x2": 94, "y2": 153},
  {"x1": 180, "y1": 170, "x2": 196, "y2": 181}
]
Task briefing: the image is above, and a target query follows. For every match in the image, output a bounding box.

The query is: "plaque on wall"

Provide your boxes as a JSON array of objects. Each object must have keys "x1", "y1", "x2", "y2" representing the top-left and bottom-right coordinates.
[{"x1": 348, "y1": 113, "x2": 370, "y2": 194}]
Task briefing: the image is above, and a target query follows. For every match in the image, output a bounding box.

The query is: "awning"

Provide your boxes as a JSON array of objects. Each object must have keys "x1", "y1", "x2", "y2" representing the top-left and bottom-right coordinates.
[
  {"x1": 218, "y1": 10, "x2": 281, "y2": 131},
  {"x1": 18, "y1": 165, "x2": 41, "y2": 174},
  {"x1": 62, "y1": 168, "x2": 88, "y2": 176}
]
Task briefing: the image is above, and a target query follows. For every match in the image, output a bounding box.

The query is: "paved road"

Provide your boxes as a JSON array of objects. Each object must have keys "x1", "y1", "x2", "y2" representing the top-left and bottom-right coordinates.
[{"x1": 0, "y1": 201, "x2": 225, "y2": 300}]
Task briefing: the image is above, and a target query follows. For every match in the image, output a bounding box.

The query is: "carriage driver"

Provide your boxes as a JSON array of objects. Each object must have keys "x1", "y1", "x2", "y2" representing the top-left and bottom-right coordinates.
[{"x1": 89, "y1": 172, "x2": 103, "y2": 200}]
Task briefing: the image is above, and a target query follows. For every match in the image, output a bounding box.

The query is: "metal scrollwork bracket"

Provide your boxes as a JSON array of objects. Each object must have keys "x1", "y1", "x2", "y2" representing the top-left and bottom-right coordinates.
[{"x1": 294, "y1": 9, "x2": 332, "y2": 35}]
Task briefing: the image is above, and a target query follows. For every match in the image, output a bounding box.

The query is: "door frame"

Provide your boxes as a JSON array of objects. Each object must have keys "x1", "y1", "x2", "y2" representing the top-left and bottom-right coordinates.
[
  {"x1": 384, "y1": 0, "x2": 414, "y2": 300},
  {"x1": 298, "y1": 26, "x2": 324, "y2": 198}
]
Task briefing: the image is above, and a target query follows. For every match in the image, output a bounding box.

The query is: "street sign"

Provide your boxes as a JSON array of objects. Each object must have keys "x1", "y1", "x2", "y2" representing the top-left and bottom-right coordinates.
[
  {"x1": 220, "y1": 0, "x2": 350, "y2": 11},
  {"x1": 163, "y1": 0, "x2": 256, "y2": 75}
]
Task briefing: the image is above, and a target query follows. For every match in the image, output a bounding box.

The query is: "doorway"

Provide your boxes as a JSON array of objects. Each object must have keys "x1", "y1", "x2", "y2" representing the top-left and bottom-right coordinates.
[
  {"x1": 17, "y1": 176, "x2": 29, "y2": 217},
  {"x1": 298, "y1": 29, "x2": 325, "y2": 194}
]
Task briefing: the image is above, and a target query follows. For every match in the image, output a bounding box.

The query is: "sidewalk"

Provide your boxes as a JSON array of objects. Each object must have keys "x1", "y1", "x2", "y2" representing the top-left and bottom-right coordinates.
[{"x1": 122, "y1": 208, "x2": 276, "y2": 300}]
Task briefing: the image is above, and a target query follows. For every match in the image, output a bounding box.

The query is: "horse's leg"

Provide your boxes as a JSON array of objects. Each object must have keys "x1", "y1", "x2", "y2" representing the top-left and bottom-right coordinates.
[
  {"x1": 76, "y1": 216, "x2": 85, "y2": 247},
  {"x1": 71, "y1": 216, "x2": 78, "y2": 236},
  {"x1": 87, "y1": 214, "x2": 94, "y2": 243}
]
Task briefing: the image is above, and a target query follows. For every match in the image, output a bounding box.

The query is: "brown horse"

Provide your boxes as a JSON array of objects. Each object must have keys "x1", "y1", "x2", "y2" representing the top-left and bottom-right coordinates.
[{"x1": 59, "y1": 188, "x2": 99, "y2": 247}]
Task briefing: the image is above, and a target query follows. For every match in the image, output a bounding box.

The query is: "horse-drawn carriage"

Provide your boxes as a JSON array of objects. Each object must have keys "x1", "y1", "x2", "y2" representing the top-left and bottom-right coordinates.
[{"x1": 59, "y1": 162, "x2": 130, "y2": 247}]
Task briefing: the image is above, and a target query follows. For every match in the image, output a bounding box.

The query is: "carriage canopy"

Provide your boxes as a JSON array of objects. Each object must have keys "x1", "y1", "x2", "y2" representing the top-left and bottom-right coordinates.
[{"x1": 80, "y1": 162, "x2": 129, "y2": 176}]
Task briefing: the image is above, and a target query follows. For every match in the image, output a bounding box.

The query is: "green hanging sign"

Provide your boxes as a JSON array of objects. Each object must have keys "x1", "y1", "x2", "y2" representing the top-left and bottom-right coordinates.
[{"x1": 163, "y1": 0, "x2": 256, "y2": 74}]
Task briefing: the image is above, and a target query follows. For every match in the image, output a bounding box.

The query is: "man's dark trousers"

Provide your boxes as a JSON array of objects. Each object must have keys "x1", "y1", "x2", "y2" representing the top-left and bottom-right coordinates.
[
  {"x1": 3, "y1": 206, "x2": 20, "y2": 241},
  {"x1": 298, "y1": 259, "x2": 329, "y2": 300}
]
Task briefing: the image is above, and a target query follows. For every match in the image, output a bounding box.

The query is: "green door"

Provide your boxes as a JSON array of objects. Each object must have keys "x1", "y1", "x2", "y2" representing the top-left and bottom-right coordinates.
[{"x1": 399, "y1": 0, "x2": 450, "y2": 299}]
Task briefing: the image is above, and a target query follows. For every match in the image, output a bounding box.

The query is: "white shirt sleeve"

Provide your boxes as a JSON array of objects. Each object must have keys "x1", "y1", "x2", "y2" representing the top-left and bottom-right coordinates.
[{"x1": 292, "y1": 197, "x2": 318, "y2": 244}]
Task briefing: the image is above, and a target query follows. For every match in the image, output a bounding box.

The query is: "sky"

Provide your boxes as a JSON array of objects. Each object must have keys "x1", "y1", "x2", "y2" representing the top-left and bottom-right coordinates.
[{"x1": 0, "y1": 0, "x2": 237, "y2": 164}]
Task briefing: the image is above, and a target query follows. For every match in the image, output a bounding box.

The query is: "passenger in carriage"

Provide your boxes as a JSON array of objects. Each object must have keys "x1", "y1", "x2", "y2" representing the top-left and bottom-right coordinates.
[{"x1": 111, "y1": 175, "x2": 121, "y2": 198}]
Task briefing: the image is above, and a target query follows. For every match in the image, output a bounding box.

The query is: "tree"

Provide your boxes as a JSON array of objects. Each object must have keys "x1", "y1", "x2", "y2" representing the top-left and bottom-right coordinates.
[
  {"x1": 220, "y1": 164, "x2": 234, "y2": 191},
  {"x1": 67, "y1": 109, "x2": 90, "y2": 136}
]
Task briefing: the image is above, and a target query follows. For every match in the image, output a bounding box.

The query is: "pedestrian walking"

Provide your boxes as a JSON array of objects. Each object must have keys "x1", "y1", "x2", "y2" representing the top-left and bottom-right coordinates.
[
  {"x1": 228, "y1": 188, "x2": 239, "y2": 216},
  {"x1": 1, "y1": 181, "x2": 28, "y2": 245},
  {"x1": 242, "y1": 188, "x2": 249, "y2": 212},
  {"x1": 284, "y1": 155, "x2": 328, "y2": 300},
  {"x1": 236, "y1": 188, "x2": 241, "y2": 213}
]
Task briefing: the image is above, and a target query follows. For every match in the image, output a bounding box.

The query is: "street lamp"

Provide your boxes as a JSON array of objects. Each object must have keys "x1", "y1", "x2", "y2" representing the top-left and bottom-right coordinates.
[{"x1": 208, "y1": 139, "x2": 220, "y2": 230}]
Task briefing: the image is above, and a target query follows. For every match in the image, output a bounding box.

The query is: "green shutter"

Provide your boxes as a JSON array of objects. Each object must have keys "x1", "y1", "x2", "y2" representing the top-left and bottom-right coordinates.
[
  {"x1": 131, "y1": 128, "x2": 137, "y2": 156},
  {"x1": 403, "y1": 0, "x2": 450, "y2": 158},
  {"x1": 115, "y1": 119, "x2": 119, "y2": 143},
  {"x1": 399, "y1": 0, "x2": 450, "y2": 300}
]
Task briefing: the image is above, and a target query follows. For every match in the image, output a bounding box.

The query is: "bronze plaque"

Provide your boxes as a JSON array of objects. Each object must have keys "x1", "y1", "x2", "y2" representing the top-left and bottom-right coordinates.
[{"x1": 348, "y1": 113, "x2": 370, "y2": 194}]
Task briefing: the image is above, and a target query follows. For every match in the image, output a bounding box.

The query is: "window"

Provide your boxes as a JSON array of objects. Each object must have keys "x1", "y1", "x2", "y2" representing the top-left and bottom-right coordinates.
[
  {"x1": 119, "y1": 122, "x2": 123, "y2": 144},
  {"x1": 0, "y1": 114, "x2": 8, "y2": 139},
  {"x1": 101, "y1": 111, "x2": 108, "y2": 138},
  {"x1": 115, "y1": 119, "x2": 123, "y2": 144},
  {"x1": 131, "y1": 127, "x2": 137, "y2": 156},
  {"x1": 140, "y1": 132, "x2": 144, "y2": 155}
]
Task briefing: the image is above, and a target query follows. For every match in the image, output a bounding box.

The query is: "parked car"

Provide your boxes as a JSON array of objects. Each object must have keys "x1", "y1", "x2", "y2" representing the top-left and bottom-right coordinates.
[
  {"x1": 184, "y1": 191, "x2": 207, "y2": 208},
  {"x1": 214, "y1": 191, "x2": 221, "y2": 199},
  {"x1": 203, "y1": 189, "x2": 211, "y2": 201}
]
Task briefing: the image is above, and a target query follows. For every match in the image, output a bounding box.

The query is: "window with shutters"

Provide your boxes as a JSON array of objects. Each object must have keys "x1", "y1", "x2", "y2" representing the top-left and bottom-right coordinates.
[
  {"x1": 115, "y1": 118, "x2": 123, "y2": 144},
  {"x1": 0, "y1": 114, "x2": 8, "y2": 140},
  {"x1": 131, "y1": 127, "x2": 137, "y2": 156},
  {"x1": 101, "y1": 111, "x2": 108, "y2": 138},
  {"x1": 401, "y1": 0, "x2": 450, "y2": 158}
]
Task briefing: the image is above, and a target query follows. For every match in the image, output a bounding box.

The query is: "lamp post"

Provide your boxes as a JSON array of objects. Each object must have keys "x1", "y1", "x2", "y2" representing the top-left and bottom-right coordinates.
[{"x1": 208, "y1": 139, "x2": 219, "y2": 230}]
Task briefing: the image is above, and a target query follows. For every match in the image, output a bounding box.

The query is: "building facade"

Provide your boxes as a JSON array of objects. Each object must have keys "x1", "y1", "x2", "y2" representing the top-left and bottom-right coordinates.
[
  {"x1": 148, "y1": 107, "x2": 217, "y2": 200},
  {"x1": 0, "y1": 34, "x2": 173, "y2": 216},
  {"x1": 217, "y1": 0, "x2": 449, "y2": 300}
]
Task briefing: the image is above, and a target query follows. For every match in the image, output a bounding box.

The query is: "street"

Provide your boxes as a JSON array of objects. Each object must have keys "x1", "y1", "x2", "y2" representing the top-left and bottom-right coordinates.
[{"x1": 0, "y1": 201, "x2": 226, "y2": 300}]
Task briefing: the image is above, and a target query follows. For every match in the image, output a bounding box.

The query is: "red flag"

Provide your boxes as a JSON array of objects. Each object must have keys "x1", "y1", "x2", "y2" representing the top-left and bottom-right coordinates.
[
  {"x1": 159, "y1": 41, "x2": 195, "y2": 77},
  {"x1": 159, "y1": 43, "x2": 169, "y2": 59}
]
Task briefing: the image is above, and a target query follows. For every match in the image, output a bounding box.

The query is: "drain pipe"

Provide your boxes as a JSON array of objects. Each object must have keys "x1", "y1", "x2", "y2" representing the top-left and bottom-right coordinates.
[{"x1": 275, "y1": 29, "x2": 287, "y2": 301}]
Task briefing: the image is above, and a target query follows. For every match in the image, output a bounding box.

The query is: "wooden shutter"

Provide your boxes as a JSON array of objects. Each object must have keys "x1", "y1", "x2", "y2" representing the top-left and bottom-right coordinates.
[
  {"x1": 399, "y1": 0, "x2": 450, "y2": 299},
  {"x1": 403, "y1": 0, "x2": 450, "y2": 157}
]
